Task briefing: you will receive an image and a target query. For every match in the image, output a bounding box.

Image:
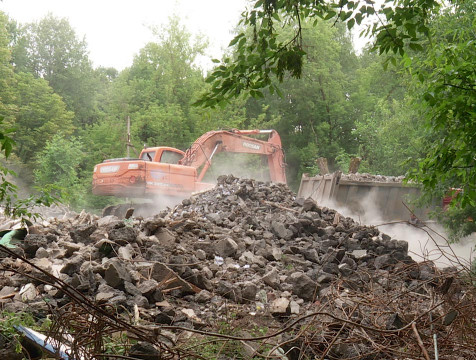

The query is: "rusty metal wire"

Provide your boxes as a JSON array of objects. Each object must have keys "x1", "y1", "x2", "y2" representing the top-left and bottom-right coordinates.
[
  {"x1": 0, "y1": 244, "x2": 184, "y2": 360},
  {"x1": 2, "y1": 221, "x2": 476, "y2": 360},
  {"x1": 174, "y1": 260, "x2": 476, "y2": 360}
]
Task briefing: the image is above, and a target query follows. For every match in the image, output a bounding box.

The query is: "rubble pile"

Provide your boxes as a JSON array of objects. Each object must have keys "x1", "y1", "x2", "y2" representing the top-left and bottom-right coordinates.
[
  {"x1": 340, "y1": 172, "x2": 406, "y2": 183},
  {"x1": 0, "y1": 175, "x2": 474, "y2": 359}
]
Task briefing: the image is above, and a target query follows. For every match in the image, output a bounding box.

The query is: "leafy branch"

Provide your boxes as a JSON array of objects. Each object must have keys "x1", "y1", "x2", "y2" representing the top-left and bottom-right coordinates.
[
  {"x1": 195, "y1": 0, "x2": 441, "y2": 108},
  {"x1": 0, "y1": 116, "x2": 62, "y2": 224}
]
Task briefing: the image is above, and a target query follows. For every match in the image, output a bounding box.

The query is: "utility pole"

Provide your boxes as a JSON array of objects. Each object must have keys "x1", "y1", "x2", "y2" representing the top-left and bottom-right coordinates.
[{"x1": 126, "y1": 116, "x2": 131, "y2": 158}]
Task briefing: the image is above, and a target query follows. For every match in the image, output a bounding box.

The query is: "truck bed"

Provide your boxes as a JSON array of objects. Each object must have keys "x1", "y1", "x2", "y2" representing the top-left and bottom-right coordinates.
[{"x1": 297, "y1": 172, "x2": 431, "y2": 222}]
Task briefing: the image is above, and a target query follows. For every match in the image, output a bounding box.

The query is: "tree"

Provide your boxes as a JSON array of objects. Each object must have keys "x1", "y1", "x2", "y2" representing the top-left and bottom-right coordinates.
[
  {"x1": 349, "y1": 49, "x2": 407, "y2": 125},
  {"x1": 353, "y1": 97, "x2": 424, "y2": 175},
  {"x1": 108, "y1": 16, "x2": 209, "y2": 151},
  {"x1": 241, "y1": 19, "x2": 362, "y2": 188},
  {"x1": 124, "y1": 15, "x2": 207, "y2": 111},
  {"x1": 11, "y1": 72, "x2": 75, "y2": 163},
  {"x1": 405, "y1": 0, "x2": 476, "y2": 206},
  {"x1": 0, "y1": 12, "x2": 61, "y2": 220},
  {"x1": 399, "y1": 0, "x2": 476, "y2": 238},
  {"x1": 34, "y1": 134, "x2": 84, "y2": 205},
  {"x1": 347, "y1": 47, "x2": 421, "y2": 175},
  {"x1": 133, "y1": 104, "x2": 192, "y2": 149},
  {"x1": 0, "y1": 12, "x2": 17, "y2": 125},
  {"x1": 10, "y1": 13, "x2": 100, "y2": 128},
  {"x1": 195, "y1": 0, "x2": 439, "y2": 108},
  {"x1": 197, "y1": 0, "x2": 476, "y2": 209},
  {"x1": 1, "y1": 12, "x2": 76, "y2": 163}
]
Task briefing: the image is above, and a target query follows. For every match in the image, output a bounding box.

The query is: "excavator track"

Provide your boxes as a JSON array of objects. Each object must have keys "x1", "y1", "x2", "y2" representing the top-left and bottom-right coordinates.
[{"x1": 102, "y1": 199, "x2": 181, "y2": 219}]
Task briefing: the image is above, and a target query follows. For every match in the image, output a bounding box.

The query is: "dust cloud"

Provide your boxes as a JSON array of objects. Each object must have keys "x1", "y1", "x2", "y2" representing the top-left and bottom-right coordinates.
[
  {"x1": 201, "y1": 153, "x2": 272, "y2": 184},
  {"x1": 321, "y1": 196, "x2": 476, "y2": 268},
  {"x1": 98, "y1": 153, "x2": 271, "y2": 217},
  {"x1": 132, "y1": 153, "x2": 272, "y2": 215},
  {"x1": 124, "y1": 195, "x2": 184, "y2": 217}
]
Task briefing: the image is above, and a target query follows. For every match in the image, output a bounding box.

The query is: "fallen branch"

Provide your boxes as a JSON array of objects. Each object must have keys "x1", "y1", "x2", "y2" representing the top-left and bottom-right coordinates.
[{"x1": 412, "y1": 322, "x2": 431, "y2": 360}]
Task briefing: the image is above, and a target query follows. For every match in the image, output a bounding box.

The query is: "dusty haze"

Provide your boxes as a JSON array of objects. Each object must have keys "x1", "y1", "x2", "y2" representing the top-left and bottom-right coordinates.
[{"x1": 323, "y1": 195, "x2": 475, "y2": 268}]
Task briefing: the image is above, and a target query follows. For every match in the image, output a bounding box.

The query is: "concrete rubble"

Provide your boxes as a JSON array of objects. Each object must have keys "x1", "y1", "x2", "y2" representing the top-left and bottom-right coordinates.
[
  {"x1": 0, "y1": 175, "x2": 474, "y2": 359},
  {"x1": 340, "y1": 172, "x2": 406, "y2": 183}
]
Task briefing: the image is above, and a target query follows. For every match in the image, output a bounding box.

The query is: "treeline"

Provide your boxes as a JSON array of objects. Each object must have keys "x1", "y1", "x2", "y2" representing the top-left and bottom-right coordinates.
[{"x1": 0, "y1": 10, "x2": 441, "y2": 212}]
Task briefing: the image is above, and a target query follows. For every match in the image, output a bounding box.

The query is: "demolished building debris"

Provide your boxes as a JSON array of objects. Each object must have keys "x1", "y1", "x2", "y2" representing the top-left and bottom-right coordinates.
[{"x1": 0, "y1": 175, "x2": 475, "y2": 359}]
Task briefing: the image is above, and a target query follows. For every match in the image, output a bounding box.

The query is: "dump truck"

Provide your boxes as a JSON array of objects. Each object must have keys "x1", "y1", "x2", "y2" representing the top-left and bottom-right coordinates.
[
  {"x1": 92, "y1": 129, "x2": 286, "y2": 200},
  {"x1": 297, "y1": 171, "x2": 430, "y2": 222}
]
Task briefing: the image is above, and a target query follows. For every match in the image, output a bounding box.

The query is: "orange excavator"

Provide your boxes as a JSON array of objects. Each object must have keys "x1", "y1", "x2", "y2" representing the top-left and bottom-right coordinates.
[{"x1": 92, "y1": 129, "x2": 286, "y2": 200}]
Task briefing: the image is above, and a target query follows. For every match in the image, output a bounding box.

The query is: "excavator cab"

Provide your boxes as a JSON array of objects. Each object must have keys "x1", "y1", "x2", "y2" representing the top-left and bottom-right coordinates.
[
  {"x1": 138, "y1": 147, "x2": 202, "y2": 197},
  {"x1": 139, "y1": 147, "x2": 183, "y2": 164}
]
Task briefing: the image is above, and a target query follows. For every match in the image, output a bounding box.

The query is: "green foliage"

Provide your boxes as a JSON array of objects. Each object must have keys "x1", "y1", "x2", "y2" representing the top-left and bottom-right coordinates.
[
  {"x1": 0, "y1": 116, "x2": 61, "y2": 223},
  {"x1": 334, "y1": 150, "x2": 352, "y2": 173},
  {"x1": 184, "y1": 318, "x2": 271, "y2": 359},
  {"x1": 0, "y1": 12, "x2": 18, "y2": 124},
  {"x1": 102, "y1": 333, "x2": 132, "y2": 356},
  {"x1": 242, "y1": 19, "x2": 362, "y2": 188},
  {"x1": 108, "y1": 16, "x2": 208, "y2": 150},
  {"x1": 10, "y1": 13, "x2": 98, "y2": 128},
  {"x1": 353, "y1": 98, "x2": 424, "y2": 175},
  {"x1": 194, "y1": 96, "x2": 250, "y2": 135},
  {"x1": 0, "y1": 311, "x2": 36, "y2": 354},
  {"x1": 34, "y1": 133, "x2": 84, "y2": 206},
  {"x1": 80, "y1": 117, "x2": 126, "y2": 166},
  {"x1": 195, "y1": 0, "x2": 441, "y2": 107},
  {"x1": 437, "y1": 205, "x2": 476, "y2": 242},
  {"x1": 406, "y1": 0, "x2": 476, "y2": 209},
  {"x1": 0, "y1": 118, "x2": 16, "y2": 158},
  {"x1": 125, "y1": 15, "x2": 206, "y2": 109},
  {"x1": 11, "y1": 72, "x2": 75, "y2": 163},
  {"x1": 1, "y1": 15, "x2": 76, "y2": 164},
  {"x1": 132, "y1": 104, "x2": 193, "y2": 149}
]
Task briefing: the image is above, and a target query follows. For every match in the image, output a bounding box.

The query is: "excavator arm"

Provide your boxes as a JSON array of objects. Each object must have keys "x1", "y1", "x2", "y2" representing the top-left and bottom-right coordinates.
[{"x1": 179, "y1": 129, "x2": 286, "y2": 183}]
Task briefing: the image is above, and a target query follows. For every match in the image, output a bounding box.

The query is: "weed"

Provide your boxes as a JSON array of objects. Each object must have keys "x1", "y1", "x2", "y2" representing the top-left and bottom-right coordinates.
[
  {"x1": 0, "y1": 311, "x2": 37, "y2": 354},
  {"x1": 181, "y1": 316, "x2": 275, "y2": 359},
  {"x1": 103, "y1": 332, "x2": 135, "y2": 355}
]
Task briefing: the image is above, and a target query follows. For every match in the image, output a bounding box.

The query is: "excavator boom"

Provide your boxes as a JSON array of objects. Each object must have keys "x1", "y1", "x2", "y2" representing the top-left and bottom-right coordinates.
[{"x1": 180, "y1": 129, "x2": 286, "y2": 183}]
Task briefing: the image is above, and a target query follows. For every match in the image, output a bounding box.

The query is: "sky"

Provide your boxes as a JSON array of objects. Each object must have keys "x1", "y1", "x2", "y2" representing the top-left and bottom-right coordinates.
[{"x1": 0, "y1": 0, "x2": 249, "y2": 70}]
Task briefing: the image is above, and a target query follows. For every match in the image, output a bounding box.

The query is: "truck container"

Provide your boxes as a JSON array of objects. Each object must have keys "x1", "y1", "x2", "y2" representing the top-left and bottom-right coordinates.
[{"x1": 297, "y1": 171, "x2": 430, "y2": 222}]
